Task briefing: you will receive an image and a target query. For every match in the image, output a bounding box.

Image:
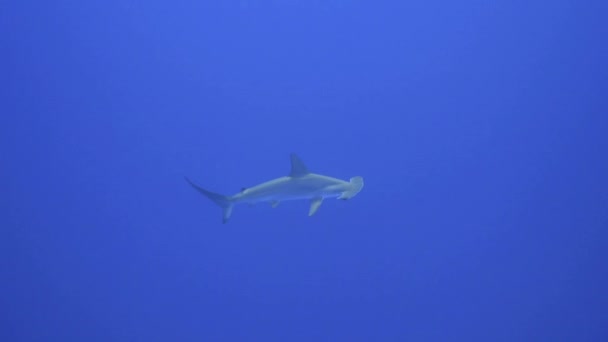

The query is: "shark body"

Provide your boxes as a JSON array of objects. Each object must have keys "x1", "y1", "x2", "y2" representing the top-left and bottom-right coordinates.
[{"x1": 186, "y1": 153, "x2": 364, "y2": 223}]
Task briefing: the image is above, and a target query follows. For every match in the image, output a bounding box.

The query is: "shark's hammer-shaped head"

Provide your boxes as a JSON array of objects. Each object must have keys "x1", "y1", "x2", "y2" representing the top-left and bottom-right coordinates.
[{"x1": 338, "y1": 176, "x2": 364, "y2": 200}]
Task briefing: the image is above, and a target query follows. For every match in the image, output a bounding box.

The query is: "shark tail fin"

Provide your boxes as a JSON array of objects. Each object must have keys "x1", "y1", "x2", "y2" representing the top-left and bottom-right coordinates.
[
  {"x1": 185, "y1": 177, "x2": 234, "y2": 224},
  {"x1": 339, "y1": 176, "x2": 365, "y2": 200}
]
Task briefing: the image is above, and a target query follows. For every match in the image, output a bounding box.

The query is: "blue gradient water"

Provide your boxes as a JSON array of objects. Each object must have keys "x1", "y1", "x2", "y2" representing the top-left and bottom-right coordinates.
[{"x1": 2, "y1": 1, "x2": 607, "y2": 341}]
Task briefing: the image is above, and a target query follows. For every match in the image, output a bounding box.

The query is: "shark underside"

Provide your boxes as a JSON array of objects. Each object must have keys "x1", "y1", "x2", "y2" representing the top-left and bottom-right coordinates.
[{"x1": 186, "y1": 153, "x2": 364, "y2": 223}]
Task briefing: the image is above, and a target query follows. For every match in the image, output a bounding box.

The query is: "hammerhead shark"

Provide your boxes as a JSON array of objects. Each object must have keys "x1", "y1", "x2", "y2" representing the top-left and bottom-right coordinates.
[{"x1": 186, "y1": 153, "x2": 364, "y2": 223}]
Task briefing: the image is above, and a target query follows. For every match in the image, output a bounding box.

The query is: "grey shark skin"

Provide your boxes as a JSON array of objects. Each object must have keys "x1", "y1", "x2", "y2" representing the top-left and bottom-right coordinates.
[{"x1": 186, "y1": 153, "x2": 364, "y2": 223}]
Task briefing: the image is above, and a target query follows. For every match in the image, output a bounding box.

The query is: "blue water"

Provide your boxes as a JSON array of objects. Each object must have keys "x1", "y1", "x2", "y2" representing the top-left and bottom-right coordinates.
[{"x1": 3, "y1": 1, "x2": 607, "y2": 341}]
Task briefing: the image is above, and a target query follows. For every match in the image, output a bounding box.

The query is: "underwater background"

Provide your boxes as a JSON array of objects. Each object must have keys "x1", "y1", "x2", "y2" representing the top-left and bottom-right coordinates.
[{"x1": 2, "y1": 1, "x2": 607, "y2": 341}]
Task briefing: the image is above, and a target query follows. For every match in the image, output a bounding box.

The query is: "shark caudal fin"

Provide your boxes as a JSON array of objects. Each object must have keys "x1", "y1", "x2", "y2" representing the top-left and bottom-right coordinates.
[
  {"x1": 185, "y1": 177, "x2": 234, "y2": 224},
  {"x1": 338, "y1": 176, "x2": 365, "y2": 200}
]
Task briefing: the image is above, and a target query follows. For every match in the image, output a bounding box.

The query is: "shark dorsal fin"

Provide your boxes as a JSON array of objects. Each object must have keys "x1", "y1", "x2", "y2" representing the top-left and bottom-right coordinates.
[{"x1": 289, "y1": 153, "x2": 309, "y2": 177}]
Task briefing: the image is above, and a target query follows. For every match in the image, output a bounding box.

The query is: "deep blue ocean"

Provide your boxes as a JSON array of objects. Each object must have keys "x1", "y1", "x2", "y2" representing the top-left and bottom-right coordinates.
[{"x1": 2, "y1": 1, "x2": 607, "y2": 341}]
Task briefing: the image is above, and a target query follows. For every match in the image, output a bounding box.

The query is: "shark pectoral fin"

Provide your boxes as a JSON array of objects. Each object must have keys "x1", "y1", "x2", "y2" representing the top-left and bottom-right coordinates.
[
  {"x1": 270, "y1": 200, "x2": 280, "y2": 208},
  {"x1": 309, "y1": 197, "x2": 323, "y2": 216}
]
